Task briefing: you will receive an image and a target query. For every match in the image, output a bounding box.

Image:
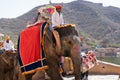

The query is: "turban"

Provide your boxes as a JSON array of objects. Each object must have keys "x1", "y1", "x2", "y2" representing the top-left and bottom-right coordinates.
[
  {"x1": 55, "y1": 5, "x2": 62, "y2": 9},
  {"x1": 46, "y1": 5, "x2": 55, "y2": 14},
  {"x1": 5, "y1": 35, "x2": 10, "y2": 40}
]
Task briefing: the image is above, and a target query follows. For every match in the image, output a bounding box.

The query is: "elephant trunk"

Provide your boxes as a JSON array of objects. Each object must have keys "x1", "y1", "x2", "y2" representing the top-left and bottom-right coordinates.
[{"x1": 70, "y1": 44, "x2": 81, "y2": 80}]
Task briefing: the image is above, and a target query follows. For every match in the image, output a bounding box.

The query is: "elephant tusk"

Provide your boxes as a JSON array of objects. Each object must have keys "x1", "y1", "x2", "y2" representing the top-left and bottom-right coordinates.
[{"x1": 73, "y1": 35, "x2": 80, "y2": 42}]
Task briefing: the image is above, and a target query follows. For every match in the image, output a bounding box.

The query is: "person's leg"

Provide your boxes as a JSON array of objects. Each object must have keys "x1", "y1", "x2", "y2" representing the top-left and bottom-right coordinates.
[
  {"x1": 81, "y1": 72, "x2": 84, "y2": 80},
  {"x1": 85, "y1": 71, "x2": 89, "y2": 80},
  {"x1": 60, "y1": 56, "x2": 66, "y2": 76}
]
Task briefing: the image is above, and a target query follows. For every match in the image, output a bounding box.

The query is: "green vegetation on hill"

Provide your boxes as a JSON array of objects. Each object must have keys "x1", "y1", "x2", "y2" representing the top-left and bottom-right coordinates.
[
  {"x1": 0, "y1": 0, "x2": 120, "y2": 47},
  {"x1": 108, "y1": 43, "x2": 120, "y2": 48},
  {"x1": 98, "y1": 57, "x2": 120, "y2": 65}
]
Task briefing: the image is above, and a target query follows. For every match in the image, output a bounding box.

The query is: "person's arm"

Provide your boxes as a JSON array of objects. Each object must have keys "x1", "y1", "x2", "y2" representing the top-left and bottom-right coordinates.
[
  {"x1": 10, "y1": 40, "x2": 15, "y2": 50},
  {"x1": 3, "y1": 42, "x2": 6, "y2": 49},
  {"x1": 51, "y1": 12, "x2": 57, "y2": 27},
  {"x1": 61, "y1": 14, "x2": 64, "y2": 25},
  {"x1": 3, "y1": 42, "x2": 7, "y2": 50}
]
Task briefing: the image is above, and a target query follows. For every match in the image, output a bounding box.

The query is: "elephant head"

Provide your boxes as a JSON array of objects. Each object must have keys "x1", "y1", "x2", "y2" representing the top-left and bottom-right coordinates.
[{"x1": 44, "y1": 23, "x2": 81, "y2": 80}]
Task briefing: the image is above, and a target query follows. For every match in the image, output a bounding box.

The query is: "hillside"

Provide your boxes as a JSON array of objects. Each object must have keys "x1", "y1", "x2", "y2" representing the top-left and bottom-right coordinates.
[{"x1": 0, "y1": 0, "x2": 120, "y2": 47}]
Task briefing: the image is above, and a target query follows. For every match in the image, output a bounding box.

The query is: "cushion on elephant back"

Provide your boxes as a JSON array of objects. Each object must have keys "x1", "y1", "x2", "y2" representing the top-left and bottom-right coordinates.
[
  {"x1": 57, "y1": 24, "x2": 76, "y2": 29},
  {"x1": 54, "y1": 24, "x2": 78, "y2": 38}
]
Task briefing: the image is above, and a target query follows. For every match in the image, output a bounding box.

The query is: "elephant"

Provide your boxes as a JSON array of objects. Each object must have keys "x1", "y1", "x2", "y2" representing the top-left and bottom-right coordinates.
[
  {"x1": 23, "y1": 23, "x2": 81, "y2": 80},
  {"x1": 0, "y1": 50, "x2": 17, "y2": 80}
]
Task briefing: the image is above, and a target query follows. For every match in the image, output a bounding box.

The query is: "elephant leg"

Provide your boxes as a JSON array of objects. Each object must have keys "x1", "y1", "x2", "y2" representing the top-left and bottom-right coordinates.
[
  {"x1": 32, "y1": 71, "x2": 45, "y2": 80},
  {"x1": 46, "y1": 65, "x2": 63, "y2": 80},
  {"x1": 8, "y1": 70, "x2": 14, "y2": 80},
  {"x1": 46, "y1": 58, "x2": 63, "y2": 80},
  {"x1": 0, "y1": 72, "x2": 5, "y2": 80},
  {"x1": 25, "y1": 73, "x2": 34, "y2": 80},
  {"x1": 13, "y1": 66, "x2": 19, "y2": 80}
]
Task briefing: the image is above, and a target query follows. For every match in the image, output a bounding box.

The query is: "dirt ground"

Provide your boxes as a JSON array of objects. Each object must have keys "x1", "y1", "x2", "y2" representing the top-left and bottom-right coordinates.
[{"x1": 90, "y1": 61, "x2": 120, "y2": 75}]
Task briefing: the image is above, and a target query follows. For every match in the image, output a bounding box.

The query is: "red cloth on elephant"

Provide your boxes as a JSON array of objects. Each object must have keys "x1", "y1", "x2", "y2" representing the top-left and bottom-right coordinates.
[
  {"x1": 19, "y1": 22, "x2": 48, "y2": 74},
  {"x1": 20, "y1": 23, "x2": 42, "y2": 65}
]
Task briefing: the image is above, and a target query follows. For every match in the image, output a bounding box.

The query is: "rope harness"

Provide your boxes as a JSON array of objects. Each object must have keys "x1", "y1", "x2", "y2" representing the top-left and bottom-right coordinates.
[
  {"x1": 0, "y1": 53, "x2": 9, "y2": 65},
  {"x1": 0, "y1": 51, "x2": 16, "y2": 66}
]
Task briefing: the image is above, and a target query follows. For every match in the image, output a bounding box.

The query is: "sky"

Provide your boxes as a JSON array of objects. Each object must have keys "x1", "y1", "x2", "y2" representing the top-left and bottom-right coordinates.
[
  {"x1": 85, "y1": 0, "x2": 120, "y2": 8},
  {"x1": 0, "y1": 0, "x2": 120, "y2": 18}
]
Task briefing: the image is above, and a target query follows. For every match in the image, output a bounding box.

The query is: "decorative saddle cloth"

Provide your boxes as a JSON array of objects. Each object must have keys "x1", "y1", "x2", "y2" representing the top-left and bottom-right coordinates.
[
  {"x1": 81, "y1": 50, "x2": 97, "y2": 73},
  {"x1": 18, "y1": 22, "x2": 48, "y2": 75}
]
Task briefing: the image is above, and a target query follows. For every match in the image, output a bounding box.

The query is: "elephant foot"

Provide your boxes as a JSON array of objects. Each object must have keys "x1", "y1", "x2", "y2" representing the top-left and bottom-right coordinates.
[
  {"x1": 45, "y1": 72, "x2": 51, "y2": 80},
  {"x1": 32, "y1": 71, "x2": 46, "y2": 80}
]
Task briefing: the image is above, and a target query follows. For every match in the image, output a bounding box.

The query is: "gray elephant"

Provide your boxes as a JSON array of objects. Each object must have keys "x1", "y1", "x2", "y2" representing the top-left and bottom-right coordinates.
[
  {"x1": 44, "y1": 23, "x2": 81, "y2": 80},
  {"x1": 22, "y1": 23, "x2": 81, "y2": 80},
  {"x1": 0, "y1": 50, "x2": 17, "y2": 80}
]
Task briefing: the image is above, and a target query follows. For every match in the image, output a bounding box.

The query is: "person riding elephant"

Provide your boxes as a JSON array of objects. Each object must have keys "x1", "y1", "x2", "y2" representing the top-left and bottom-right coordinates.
[
  {"x1": 51, "y1": 5, "x2": 64, "y2": 29},
  {"x1": 81, "y1": 51, "x2": 89, "y2": 80},
  {"x1": 26, "y1": 6, "x2": 50, "y2": 28},
  {"x1": 51, "y1": 5, "x2": 66, "y2": 76},
  {"x1": 0, "y1": 50, "x2": 17, "y2": 80},
  {"x1": 44, "y1": 23, "x2": 81, "y2": 80},
  {"x1": 18, "y1": 5, "x2": 81, "y2": 80},
  {"x1": 3, "y1": 35, "x2": 15, "y2": 52}
]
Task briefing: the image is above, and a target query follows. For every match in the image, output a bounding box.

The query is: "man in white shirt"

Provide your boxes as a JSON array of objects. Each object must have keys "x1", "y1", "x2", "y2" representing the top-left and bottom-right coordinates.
[
  {"x1": 51, "y1": 5, "x2": 66, "y2": 76},
  {"x1": 51, "y1": 5, "x2": 64, "y2": 29},
  {"x1": 3, "y1": 35, "x2": 15, "y2": 52}
]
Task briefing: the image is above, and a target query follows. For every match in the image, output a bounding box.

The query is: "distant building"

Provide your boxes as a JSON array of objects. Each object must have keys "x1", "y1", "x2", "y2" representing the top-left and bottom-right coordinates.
[
  {"x1": 96, "y1": 45, "x2": 102, "y2": 48},
  {"x1": 0, "y1": 33, "x2": 4, "y2": 37},
  {"x1": 105, "y1": 52, "x2": 116, "y2": 57},
  {"x1": 77, "y1": 0, "x2": 83, "y2": 1},
  {"x1": 116, "y1": 52, "x2": 120, "y2": 57},
  {"x1": 49, "y1": 0, "x2": 52, "y2": 4},
  {"x1": 95, "y1": 48, "x2": 118, "y2": 57}
]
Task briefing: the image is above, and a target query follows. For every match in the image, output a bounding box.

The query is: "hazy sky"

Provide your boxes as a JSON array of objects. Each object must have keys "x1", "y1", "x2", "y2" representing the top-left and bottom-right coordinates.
[
  {"x1": 0, "y1": 0, "x2": 120, "y2": 18},
  {"x1": 85, "y1": 0, "x2": 120, "y2": 8}
]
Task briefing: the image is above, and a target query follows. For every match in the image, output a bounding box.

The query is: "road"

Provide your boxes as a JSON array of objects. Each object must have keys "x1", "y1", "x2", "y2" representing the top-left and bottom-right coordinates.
[{"x1": 63, "y1": 75, "x2": 119, "y2": 80}]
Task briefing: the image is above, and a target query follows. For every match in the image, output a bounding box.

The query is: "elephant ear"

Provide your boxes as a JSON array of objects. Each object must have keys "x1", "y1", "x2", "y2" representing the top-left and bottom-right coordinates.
[{"x1": 52, "y1": 30, "x2": 61, "y2": 50}]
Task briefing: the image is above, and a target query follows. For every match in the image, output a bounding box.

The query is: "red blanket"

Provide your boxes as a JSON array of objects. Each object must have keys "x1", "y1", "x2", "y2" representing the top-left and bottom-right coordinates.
[{"x1": 18, "y1": 22, "x2": 48, "y2": 74}]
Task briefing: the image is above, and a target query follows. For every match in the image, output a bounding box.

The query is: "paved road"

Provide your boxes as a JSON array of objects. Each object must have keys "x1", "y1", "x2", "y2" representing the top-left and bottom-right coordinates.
[{"x1": 63, "y1": 75, "x2": 119, "y2": 80}]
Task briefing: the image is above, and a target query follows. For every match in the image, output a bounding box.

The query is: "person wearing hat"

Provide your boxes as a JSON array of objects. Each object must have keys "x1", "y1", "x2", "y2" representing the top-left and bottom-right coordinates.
[
  {"x1": 26, "y1": 6, "x2": 50, "y2": 28},
  {"x1": 51, "y1": 5, "x2": 64, "y2": 29},
  {"x1": 51, "y1": 5, "x2": 66, "y2": 76},
  {"x1": 3, "y1": 35, "x2": 15, "y2": 52}
]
